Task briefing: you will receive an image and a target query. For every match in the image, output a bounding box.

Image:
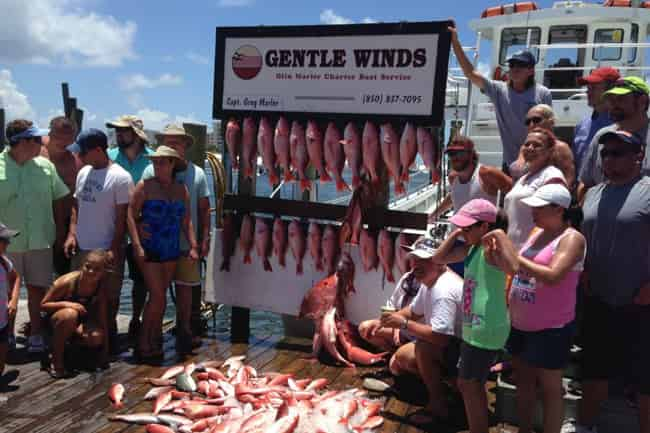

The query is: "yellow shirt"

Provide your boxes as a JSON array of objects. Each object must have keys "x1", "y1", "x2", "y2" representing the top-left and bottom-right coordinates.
[{"x1": 0, "y1": 150, "x2": 70, "y2": 253}]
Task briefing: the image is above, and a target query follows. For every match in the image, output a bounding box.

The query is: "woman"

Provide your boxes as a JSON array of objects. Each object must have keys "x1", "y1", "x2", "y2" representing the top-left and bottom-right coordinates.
[
  {"x1": 127, "y1": 146, "x2": 198, "y2": 360},
  {"x1": 41, "y1": 250, "x2": 109, "y2": 378},
  {"x1": 499, "y1": 183, "x2": 585, "y2": 433},
  {"x1": 432, "y1": 199, "x2": 518, "y2": 433},
  {"x1": 504, "y1": 128, "x2": 566, "y2": 249}
]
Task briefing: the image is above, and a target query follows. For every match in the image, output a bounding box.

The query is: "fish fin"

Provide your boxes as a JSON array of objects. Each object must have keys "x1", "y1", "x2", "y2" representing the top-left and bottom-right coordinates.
[
  {"x1": 319, "y1": 171, "x2": 332, "y2": 183},
  {"x1": 351, "y1": 175, "x2": 361, "y2": 189},
  {"x1": 284, "y1": 171, "x2": 295, "y2": 182},
  {"x1": 386, "y1": 270, "x2": 395, "y2": 283},
  {"x1": 264, "y1": 259, "x2": 272, "y2": 272},
  {"x1": 243, "y1": 254, "x2": 252, "y2": 264},
  {"x1": 299, "y1": 178, "x2": 312, "y2": 192},
  {"x1": 269, "y1": 173, "x2": 280, "y2": 186},
  {"x1": 279, "y1": 256, "x2": 286, "y2": 268},
  {"x1": 431, "y1": 169, "x2": 441, "y2": 184},
  {"x1": 296, "y1": 262, "x2": 303, "y2": 275},
  {"x1": 335, "y1": 179, "x2": 350, "y2": 192},
  {"x1": 220, "y1": 260, "x2": 230, "y2": 271},
  {"x1": 316, "y1": 260, "x2": 324, "y2": 272},
  {"x1": 400, "y1": 170, "x2": 410, "y2": 182},
  {"x1": 394, "y1": 181, "x2": 406, "y2": 196},
  {"x1": 244, "y1": 167, "x2": 253, "y2": 179}
]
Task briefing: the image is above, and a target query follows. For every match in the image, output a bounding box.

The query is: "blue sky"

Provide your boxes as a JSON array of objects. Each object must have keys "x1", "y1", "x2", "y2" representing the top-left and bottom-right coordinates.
[{"x1": 0, "y1": 0, "x2": 563, "y2": 132}]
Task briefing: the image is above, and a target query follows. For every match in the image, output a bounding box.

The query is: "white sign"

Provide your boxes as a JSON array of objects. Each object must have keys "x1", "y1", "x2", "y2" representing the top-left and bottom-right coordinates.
[{"x1": 214, "y1": 23, "x2": 451, "y2": 123}]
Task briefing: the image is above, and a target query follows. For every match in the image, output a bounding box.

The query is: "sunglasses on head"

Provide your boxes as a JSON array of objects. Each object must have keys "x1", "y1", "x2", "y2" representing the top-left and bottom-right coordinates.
[{"x1": 525, "y1": 116, "x2": 543, "y2": 126}]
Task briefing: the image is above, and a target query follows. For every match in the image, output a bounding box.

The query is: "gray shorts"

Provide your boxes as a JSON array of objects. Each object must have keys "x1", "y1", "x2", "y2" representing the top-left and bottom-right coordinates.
[
  {"x1": 8, "y1": 248, "x2": 53, "y2": 288},
  {"x1": 457, "y1": 341, "x2": 499, "y2": 383}
]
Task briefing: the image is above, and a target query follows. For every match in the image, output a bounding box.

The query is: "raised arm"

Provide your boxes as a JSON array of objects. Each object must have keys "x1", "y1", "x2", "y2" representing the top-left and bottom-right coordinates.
[
  {"x1": 517, "y1": 230, "x2": 585, "y2": 286},
  {"x1": 478, "y1": 165, "x2": 514, "y2": 196},
  {"x1": 449, "y1": 24, "x2": 487, "y2": 91}
]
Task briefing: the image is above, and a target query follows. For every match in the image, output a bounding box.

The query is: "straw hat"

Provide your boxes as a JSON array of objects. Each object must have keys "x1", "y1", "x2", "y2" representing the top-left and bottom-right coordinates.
[
  {"x1": 106, "y1": 115, "x2": 149, "y2": 142},
  {"x1": 147, "y1": 145, "x2": 182, "y2": 162},
  {"x1": 155, "y1": 124, "x2": 194, "y2": 148}
]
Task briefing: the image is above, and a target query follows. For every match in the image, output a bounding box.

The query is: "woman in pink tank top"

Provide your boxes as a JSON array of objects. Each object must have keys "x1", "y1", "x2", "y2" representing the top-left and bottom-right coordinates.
[{"x1": 499, "y1": 183, "x2": 586, "y2": 433}]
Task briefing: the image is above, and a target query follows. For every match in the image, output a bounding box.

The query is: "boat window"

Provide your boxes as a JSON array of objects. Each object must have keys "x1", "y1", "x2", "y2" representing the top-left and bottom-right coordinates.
[
  {"x1": 593, "y1": 28, "x2": 624, "y2": 61},
  {"x1": 627, "y1": 23, "x2": 639, "y2": 63},
  {"x1": 543, "y1": 25, "x2": 587, "y2": 94},
  {"x1": 499, "y1": 27, "x2": 541, "y2": 65}
]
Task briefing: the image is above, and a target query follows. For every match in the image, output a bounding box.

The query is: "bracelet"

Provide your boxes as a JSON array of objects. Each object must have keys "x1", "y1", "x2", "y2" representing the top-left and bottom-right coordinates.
[{"x1": 400, "y1": 318, "x2": 409, "y2": 331}]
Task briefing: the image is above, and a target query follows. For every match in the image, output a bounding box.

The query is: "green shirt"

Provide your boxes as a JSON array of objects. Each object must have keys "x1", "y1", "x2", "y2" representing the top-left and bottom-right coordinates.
[
  {"x1": 462, "y1": 245, "x2": 510, "y2": 350},
  {"x1": 0, "y1": 151, "x2": 70, "y2": 253},
  {"x1": 108, "y1": 146, "x2": 153, "y2": 183}
]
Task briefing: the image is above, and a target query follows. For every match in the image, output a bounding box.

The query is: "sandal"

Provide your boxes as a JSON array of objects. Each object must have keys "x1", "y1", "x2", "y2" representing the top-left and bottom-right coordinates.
[{"x1": 47, "y1": 365, "x2": 73, "y2": 379}]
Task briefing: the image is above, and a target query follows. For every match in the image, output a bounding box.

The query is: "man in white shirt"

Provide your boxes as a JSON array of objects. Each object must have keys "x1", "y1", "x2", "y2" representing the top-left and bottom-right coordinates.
[
  {"x1": 64, "y1": 129, "x2": 133, "y2": 354},
  {"x1": 379, "y1": 237, "x2": 464, "y2": 424}
]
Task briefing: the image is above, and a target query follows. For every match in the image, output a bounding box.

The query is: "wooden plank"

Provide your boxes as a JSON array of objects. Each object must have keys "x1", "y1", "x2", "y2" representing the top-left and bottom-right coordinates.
[{"x1": 222, "y1": 195, "x2": 428, "y2": 230}]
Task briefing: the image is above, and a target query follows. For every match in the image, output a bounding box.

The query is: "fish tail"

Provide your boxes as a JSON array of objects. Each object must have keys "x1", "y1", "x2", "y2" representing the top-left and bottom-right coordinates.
[
  {"x1": 431, "y1": 169, "x2": 441, "y2": 184},
  {"x1": 264, "y1": 259, "x2": 272, "y2": 272},
  {"x1": 220, "y1": 260, "x2": 230, "y2": 272},
  {"x1": 269, "y1": 173, "x2": 280, "y2": 186},
  {"x1": 284, "y1": 170, "x2": 295, "y2": 182},
  {"x1": 296, "y1": 262, "x2": 303, "y2": 275},
  {"x1": 232, "y1": 160, "x2": 239, "y2": 170},
  {"x1": 335, "y1": 179, "x2": 350, "y2": 192},
  {"x1": 400, "y1": 170, "x2": 410, "y2": 182},
  {"x1": 300, "y1": 178, "x2": 312, "y2": 192},
  {"x1": 319, "y1": 171, "x2": 332, "y2": 183},
  {"x1": 244, "y1": 166, "x2": 253, "y2": 179},
  {"x1": 387, "y1": 270, "x2": 395, "y2": 283},
  {"x1": 316, "y1": 260, "x2": 324, "y2": 272},
  {"x1": 243, "y1": 254, "x2": 252, "y2": 264},
  {"x1": 279, "y1": 256, "x2": 286, "y2": 268},
  {"x1": 394, "y1": 181, "x2": 406, "y2": 195}
]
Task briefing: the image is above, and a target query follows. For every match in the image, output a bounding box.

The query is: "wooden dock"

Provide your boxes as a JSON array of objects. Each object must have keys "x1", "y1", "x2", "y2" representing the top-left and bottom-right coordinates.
[{"x1": 0, "y1": 308, "x2": 516, "y2": 433}]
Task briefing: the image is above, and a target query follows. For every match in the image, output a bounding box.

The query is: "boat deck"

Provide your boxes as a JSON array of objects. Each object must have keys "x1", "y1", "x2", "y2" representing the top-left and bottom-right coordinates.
[{"x1": 0, "y1": 310, "x2": 515, "y2": 433}]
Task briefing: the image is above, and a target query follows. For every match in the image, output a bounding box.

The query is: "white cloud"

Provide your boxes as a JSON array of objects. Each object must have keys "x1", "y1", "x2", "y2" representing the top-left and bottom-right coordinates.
[
  {"x1": 361, "y1": 17, "x2": 377, "y2": 24},
  {"x1": 477, "y1": 61, "x2": 491, "y2": 77},
  {"x1": 119, "y1": 73, "x2": 184, "y2": 91},
  {"x1": 0, "y1": 0, "x2": 136, "y2": 67},
  {"x1": 218, "y1": 0, "x2": 254, "y2": 6},
  {"x1": 135, "y1": 108, "x2": 203, "y2": 132},
  {"x1": 320, "y1": 9, "x2": 353, "y2": 25},
  {"x1": 0, "y1": 69, "x2": 35, "y2": 120},
  {"x1": 186, "y1": 52, "x2": 210, "y2": 66}
]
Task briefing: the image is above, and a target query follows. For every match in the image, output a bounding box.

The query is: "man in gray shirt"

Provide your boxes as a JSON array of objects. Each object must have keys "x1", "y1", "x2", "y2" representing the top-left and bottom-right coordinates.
[
  {"x1": 449, "y1": 24, "x2": 552, "y2": 170},
  {"x1": 569, "y1": 129, "x2": 650, "y2": 433}
]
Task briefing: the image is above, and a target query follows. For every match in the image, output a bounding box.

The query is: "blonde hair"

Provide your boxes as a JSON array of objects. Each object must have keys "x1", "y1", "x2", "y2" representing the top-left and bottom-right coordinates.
[{"x1": 530, "y1": 104, "x2": 555, "y2": 123}]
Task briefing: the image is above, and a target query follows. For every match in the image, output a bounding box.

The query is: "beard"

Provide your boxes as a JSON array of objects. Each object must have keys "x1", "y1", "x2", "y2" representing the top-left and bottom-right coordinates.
[
  {"x1": 610, "y1": 108, "x2": 626, "y2": 122},
  {"x1": 451, "y1": 158, "x2": 472, "y2": 172}
]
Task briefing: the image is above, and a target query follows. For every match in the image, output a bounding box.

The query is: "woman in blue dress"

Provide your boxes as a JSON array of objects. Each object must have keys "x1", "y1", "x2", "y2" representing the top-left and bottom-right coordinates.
[{"x1": 127, "y1": 146, "x2": 198, "y2": 360}]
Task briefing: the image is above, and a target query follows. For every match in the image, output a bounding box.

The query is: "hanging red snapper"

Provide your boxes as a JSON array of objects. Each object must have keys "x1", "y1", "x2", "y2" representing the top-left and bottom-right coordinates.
[
  {"x1": 341, "y1": 122, "x2": 362, "y2": 189},
  {"x1": 258, "y1": 116, "x2": 278, "y2": 185},
  {"x1": 274, "y1": 116, "x2": 293, "y2": 182},
  {"x1": 241, "y1": 117, "x2": 257, "y2": 180},
  {"x1": 323, "y1": 122, "x2": 349, "y2": 191},
  {"x1": 380, "y1": 123, "x2": 405, "y2": 195},
  {"x1": 239, "y1": 214, "x2": 255, "y2": 264},
  {"x1": 362, "y1": 121, "x2": 380, "y2": 184},
  {"x1": 306, "y1": 120, "x2": 330, "y2": 183},
  {"x1": 289, "y1": 121, "x2": 310, "y2": 191},
  {"x1": 378, "y1": 229, "x2": 395, "y2": 283},
  {"x1": 255, "y1": 217, "x2": 273, "y2": 272},
  {"x1": 308, "y1": 222, "x2": 323, "y2": 272},
  {"x1": 321, "y1": 225, "x2": 340, "y2": 275},
  {"x1": 417, "y1": 126, "x2": 440, "y2": 183},
  {"x1": 288, "y1": 220, "x2": 306, "y2": 275},
  {"x1": 399, "y1": 122, "x2": 418, "y2": 183},
  {"x1": 359, "y1": 229, "x2": 378, "y2": 272},
  {"x1": 272, "y1": 218, "x2": 288, "y2": 268},
  {"x1": 225, "y1": 118, "x2": 241, "y2": 169}
]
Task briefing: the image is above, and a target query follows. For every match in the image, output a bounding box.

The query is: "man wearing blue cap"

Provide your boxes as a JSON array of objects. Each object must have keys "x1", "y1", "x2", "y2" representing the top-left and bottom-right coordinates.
[
  {"x1": 449, "y1": 24, "x2": 552, "y2": 172},
  {"x1": 64, "y1": 129, "x2": 133, "y2": 354},
  {"x1": 0, "y1": 119, "x2": 69, "y2": 353}
]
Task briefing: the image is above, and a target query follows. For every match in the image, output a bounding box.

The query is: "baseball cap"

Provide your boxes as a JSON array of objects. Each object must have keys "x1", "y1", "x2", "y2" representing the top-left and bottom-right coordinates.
[
  {"x1": 598, "y1": 129, "x2": 643, "y2": 149},
  {"x1": 449, "y1": 199, "x2": 497, "y2": 228},
  {"x1": 521, "y1": 184, "x2": 572, "y2": 209},
  {"x1": 106, "y1": 114, "x2": 149, "y2": 142},
  {"x1": 0, "y1": 222, "x2": 19, "y2": 241},
  {"x1": 506, "y1": 50, "x2": 536, "y2": 67},
  {"x1": 604, "y1": 76, "x2": 650, "y2": 97},
  {"x1": 402, "y1": 236, "x2": 439, "y2": 259},
  {"x1": 577, "y1": 67, "x2": 621, "y2": 85},
  {"x1": 67, "y1": 129, "x2": 108, "y2": 154},
  {"x1": 446, "y1": 136, "x2": 475, "y2": 153},
  {"x1": 8, "y1": 125, "x2": 49, "y2": 144}
]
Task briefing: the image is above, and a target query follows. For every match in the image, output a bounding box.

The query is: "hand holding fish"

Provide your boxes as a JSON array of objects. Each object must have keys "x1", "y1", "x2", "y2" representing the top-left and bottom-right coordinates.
[{"x1": 380, "y1": 312, "x2": 405, "y2": 329}]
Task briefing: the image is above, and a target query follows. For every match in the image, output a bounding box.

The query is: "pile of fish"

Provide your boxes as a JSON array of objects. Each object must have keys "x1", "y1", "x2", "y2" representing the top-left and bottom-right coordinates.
[
  {"x1": 225, "y1": 117, "x2": 441, "y2": 194},
  {"x1": 107, "y1": 355, "x2": 384, "y2": 433},
  {"x1": 221, "y1": 213, "x2": 416, "y2": 280}
]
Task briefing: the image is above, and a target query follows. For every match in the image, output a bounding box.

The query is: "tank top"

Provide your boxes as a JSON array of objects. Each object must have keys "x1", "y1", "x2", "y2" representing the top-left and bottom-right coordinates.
[
  {"x1": 509, "y1": 227, "x2": 585, "y2": 331},
  {"x1": 462, "y1": 245, "x2": 510, "y2": 350},
  {"x1": 450, "y1": 163, "x2": 495, "y2": 210}
]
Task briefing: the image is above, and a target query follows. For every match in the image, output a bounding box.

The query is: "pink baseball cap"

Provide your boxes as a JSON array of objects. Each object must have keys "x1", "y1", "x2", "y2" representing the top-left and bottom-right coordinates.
[{"x1": 449, "y1": 199, "x2": 497, "y2": 228}]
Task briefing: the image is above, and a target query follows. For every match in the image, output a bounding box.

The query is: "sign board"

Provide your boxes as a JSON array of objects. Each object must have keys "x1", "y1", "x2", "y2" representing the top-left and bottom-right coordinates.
[{"x1": 213, "y1": 21, "x2": 451, "y2": 126}]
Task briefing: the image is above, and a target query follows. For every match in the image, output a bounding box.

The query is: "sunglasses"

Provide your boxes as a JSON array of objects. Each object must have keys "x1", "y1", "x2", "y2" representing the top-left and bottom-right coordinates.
[
  {"x1": 600, "y1": 148, "x2": 633, "y2": 159},
  {"x1": 447, "y1": 149, "x2": 468, "y2": 157},
  {"x1": 525, "y1": 116, "x2": 544, "y2": 126}
]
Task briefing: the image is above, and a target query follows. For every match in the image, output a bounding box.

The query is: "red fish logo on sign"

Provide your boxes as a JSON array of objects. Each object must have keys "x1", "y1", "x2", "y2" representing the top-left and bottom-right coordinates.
[{"x1": 232, "y1": 45, "x2": 262, "y2": 80}]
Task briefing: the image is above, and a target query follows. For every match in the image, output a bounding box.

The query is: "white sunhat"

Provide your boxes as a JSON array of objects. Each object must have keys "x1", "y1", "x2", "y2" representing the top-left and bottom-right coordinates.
[{"x1": 521, "y1": 183, "x2": 572, "y2": 209}]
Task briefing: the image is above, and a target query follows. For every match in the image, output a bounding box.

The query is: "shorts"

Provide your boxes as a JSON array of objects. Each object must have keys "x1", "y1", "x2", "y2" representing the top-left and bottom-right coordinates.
[
  {"x1": 8, "y1": 248, "x2": 53, "y2": 288},
  {"x1": 174, "y1": 254, "x2": 201, "y2": 287},
  {"x1": 443, "y1": 337, "x2": 461, "y2": 378},
  {"x1": 457, "y1": 341, "x2": 499, "y2": 383},
  {"x1": 581, "y1": 296, "x2": 650, "y2": 395},
  {"x1": 507, "y1": 321, "x2": 575, "y2": 370},
  {"x1": 125, "y1": 243, "x2": 144, "y2": 284},
  {"x1": 0, "y1": 325, "x2": 8, "y2": 344}
]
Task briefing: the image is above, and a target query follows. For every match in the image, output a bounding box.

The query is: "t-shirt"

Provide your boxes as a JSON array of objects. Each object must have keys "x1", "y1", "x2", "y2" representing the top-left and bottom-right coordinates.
[
  {"x1": 572, "y1": 111, "x2": 614, "y2": 175},
  {"x1": 0, "y1": 255, "x2": 14, "y2": 330},
  {"x1": 142, "y1": 162, "x2": 210, "y2": 250},
  {"x1": 74, "y1": 164, "x2": 133, "y2": 250},
  {"x1": 410, "y1": 270, "x2": 464, "y2": 338},
  {"x1": 108, "y1": 146, "x2": 154, "y2": 184},
  {"x1": 483, "y1": 79, "x2": 553, "y2": 166},
  {"x1": 579, "y1": 123, "x2": 650, "y2": 187},
  {"x1": 581, "y1": 176, "x2": 650, "y2": 306},
  {"x1": 0, "y1": 152, "x2": 70, "y2": 253},
  {"x1": 504, "y1": 165, "x2": 565, "y2": 249},
  {"x1": 461, "y1": 245, "x2": 510, "y2": 350}
]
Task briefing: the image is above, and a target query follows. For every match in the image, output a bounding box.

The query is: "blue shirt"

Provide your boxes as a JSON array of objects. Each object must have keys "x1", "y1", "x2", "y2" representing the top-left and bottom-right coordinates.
[
  {"x1": 142, "y1": 162, "x2": 210, "y2": 250},
  {"x1": 572, "y1": 111, "x2": 613, "y2": 174},
  {"x1": 108, "y1": 146, "x2": 154, "y2": 183}
]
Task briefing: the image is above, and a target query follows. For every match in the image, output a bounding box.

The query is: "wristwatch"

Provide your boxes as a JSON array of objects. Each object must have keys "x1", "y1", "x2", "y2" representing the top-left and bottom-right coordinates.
[{"x1": 400, "y1": 318, "x2": 409, "y2": 331}]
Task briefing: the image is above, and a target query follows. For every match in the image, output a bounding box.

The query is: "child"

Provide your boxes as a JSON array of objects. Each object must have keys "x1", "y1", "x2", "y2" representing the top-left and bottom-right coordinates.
[{"x1": 0, "y1": 222, "x2": 20, "y2": 376}]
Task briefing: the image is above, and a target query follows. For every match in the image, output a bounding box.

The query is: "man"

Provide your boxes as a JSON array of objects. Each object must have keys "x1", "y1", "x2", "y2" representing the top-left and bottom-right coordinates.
[
  {"x1": 578, "y1": 76, "x2": 650, "y2": 200},
  {"x1": 510, "y1": 104, "x2": 576, "y2": 188},
  {"x1": 142, "y1": 124, "x2": 210, "y2": 354},
  {"x1": 105, "y1": 115, "x2": 153, "y2": 342},
  {"x1": 572, "y1": 67, "x2": 619, "y2": 174},
  {"x1": 429, "y1": 136, "x2": 512, "y2": 222},
  {"x1": 40, "y1": 116, "x2": 83, "y2": 275},
  {"x1": 379, "y1": 237, "x2": 464, "y2": 424},
  {"x1": 449, "y1": 24, "x2": 552, "y2": 171},
  {"x1": 0, "y1": 120, "x2": 69, "y2": 353},
  {"x1": 64, "y1": 129, "x2": 133, "y2": 354},
  {"x1": 564, "y1": 130, "x2": 650, "y2": 433}
]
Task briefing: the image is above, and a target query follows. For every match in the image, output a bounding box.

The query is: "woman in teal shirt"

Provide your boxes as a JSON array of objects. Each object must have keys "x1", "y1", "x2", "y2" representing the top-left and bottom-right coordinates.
[{"x1": 432, "y1": 198, "x2": 518, "y2": 433}]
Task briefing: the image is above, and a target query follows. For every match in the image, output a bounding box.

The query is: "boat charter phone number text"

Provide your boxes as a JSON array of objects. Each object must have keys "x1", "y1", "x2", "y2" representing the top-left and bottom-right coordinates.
[{"x1": 224, "y1": 94, "x2": 424, "y2": 109}]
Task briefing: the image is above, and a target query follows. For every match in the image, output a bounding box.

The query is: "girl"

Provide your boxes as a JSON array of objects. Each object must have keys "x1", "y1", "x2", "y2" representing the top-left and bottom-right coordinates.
[{"x1": 0, "y1": 222, "x2": 20, "y2": 377}]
